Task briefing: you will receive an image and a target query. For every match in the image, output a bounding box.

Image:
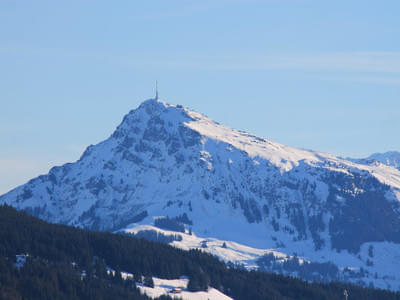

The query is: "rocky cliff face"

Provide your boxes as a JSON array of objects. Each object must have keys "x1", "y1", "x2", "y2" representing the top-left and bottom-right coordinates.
[{"x1": 2, "y1": 99, "x2": 400, "y2": 289}]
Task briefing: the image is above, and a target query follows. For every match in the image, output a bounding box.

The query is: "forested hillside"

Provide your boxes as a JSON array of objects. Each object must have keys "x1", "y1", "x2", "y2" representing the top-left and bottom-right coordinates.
[{"x1": 1, "y1": 205, "x2": 400, "y2": 300}]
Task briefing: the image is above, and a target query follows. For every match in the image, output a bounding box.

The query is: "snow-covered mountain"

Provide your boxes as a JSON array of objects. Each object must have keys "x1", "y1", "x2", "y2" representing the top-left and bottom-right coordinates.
[
  {"x1": 349, "y1": 151, "x2": 400, "y2": 171},
  {"x1": 2, "y1": 98, "x2": 400, "y2": 290}
]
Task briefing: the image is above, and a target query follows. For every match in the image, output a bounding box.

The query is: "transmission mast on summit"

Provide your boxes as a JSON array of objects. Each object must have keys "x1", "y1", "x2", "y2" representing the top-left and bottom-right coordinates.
[
  {"x1": 155, "y1": 80, "x2": 159, "y2": 100},
  {"x1": 344, "y1": 290, "x2": 349, "y2": 300}
]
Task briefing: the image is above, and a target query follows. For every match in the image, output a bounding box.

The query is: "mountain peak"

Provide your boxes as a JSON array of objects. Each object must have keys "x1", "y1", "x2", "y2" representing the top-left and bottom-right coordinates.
[
  {"x1": 138, "y1": 98, "x2": 170, "y2": 110},
  {"x1": 2, "y1": 97, "x2": 400, "y2": 290},
  {"x1": 111, "y1": 99, "x2": 192, "y2": 141},
  {"x1": 133, "y1": 98, "x2": 192, "y2": 119}
]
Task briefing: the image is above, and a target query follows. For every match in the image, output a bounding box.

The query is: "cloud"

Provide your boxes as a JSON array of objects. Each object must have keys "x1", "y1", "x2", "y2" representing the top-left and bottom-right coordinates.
[
  {"x1": 334, "y1": 75, "x2": 400, "y2": 86},
  {"x1": 130, "y1": 0, "x2": 251, "y2": 21},
  {"x1": 289, "y1": 52, "x2": 400, "y2": 74},
  {"x1": 2, "y1": 42, "x2": 400, "y2": 85},
  {"x1": 109, "y1": 51, "x2": 400, "y2": 79},
  {"x1": 184, "y1": 51, "x2": 400, "y2": 74},
  {"x1": 141, "y1": 51, "x2": 400, "y2": 85}
]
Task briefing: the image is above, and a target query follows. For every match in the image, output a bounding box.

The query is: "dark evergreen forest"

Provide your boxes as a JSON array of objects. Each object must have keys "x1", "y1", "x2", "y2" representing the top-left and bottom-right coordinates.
[{"x1": 0, "y1": 205, "x2": 399, "y2": 300}]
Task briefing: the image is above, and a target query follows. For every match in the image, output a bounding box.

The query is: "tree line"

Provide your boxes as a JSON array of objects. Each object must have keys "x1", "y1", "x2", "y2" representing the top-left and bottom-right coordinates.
[{"x1": 1, "y1": 204, "x2": 400, "y2": 300}]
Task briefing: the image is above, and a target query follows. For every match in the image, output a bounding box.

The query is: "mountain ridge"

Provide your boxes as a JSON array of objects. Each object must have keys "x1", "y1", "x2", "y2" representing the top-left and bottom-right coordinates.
[
  {"x1": 2, "y1": 98, "x2": 400, "y2": 290},
  {"x1": 348, "y1": 151, "x2": 400, "y2": 171}
]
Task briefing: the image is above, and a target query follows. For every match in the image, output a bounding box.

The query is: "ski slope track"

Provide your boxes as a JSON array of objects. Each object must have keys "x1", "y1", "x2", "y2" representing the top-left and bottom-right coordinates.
[{"x1": 2, "y1": 99, "x2": 400, "y2": 290}]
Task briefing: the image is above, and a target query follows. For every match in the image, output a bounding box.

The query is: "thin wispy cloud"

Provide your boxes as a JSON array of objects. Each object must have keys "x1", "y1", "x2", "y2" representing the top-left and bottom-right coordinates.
[
  {"x1": 109, "y1": 51, "x2": 400, "y2": 75},
  {"x1": 335, "y1": 75, "x2": 400, "y2": 86},
  {"x1": 290, "y1": 52, "x2": 400, "y2": 74},
  {"x1": 129, "y1": 0, "x2": 252, "y2": 21},
  {"x1": 2, "y1": 43, "x2": 400, "y2": 85},
  {"x1": 163, "y1": 51, "x2": 400, "y2": 74},
  {"x1": 3, "y1": 41, "x2": 400, "y2": 73}
]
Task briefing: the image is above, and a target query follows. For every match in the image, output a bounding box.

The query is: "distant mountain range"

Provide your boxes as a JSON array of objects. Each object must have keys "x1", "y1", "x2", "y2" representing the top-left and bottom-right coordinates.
[
  {"x1": 2, "y1": 98, "x2": 400, "y2": 290},
  {"x1": 348, "y1": 151, "x2": 400, "y2": 171}
]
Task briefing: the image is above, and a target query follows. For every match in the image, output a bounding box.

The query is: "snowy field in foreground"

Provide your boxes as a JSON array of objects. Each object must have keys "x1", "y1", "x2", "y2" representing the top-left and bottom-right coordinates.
[{"x1": 137, "y1": 277, "x2": 233, "y2": 300}]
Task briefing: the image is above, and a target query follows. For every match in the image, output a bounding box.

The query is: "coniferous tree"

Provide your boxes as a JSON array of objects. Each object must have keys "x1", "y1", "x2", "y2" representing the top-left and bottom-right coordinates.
[{"x1": 144, "y1": 275, "x2": 154, "y2": 288}]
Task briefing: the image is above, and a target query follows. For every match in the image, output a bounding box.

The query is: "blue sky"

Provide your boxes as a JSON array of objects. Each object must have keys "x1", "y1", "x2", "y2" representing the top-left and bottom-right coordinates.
[{"x1": 1, "y1": 0, "x2": 399, "y2": 194}]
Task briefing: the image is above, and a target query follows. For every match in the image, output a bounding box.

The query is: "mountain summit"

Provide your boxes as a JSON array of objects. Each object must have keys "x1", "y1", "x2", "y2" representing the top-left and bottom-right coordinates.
[{"x1": 2, "y1": 99, "x2": 400, "y2": 290}]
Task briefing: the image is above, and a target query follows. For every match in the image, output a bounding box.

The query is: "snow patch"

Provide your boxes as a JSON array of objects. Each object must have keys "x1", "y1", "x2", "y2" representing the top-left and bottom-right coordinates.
[{"x1": 137, "y1": 277, "x2": 233, "y2": 300}]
